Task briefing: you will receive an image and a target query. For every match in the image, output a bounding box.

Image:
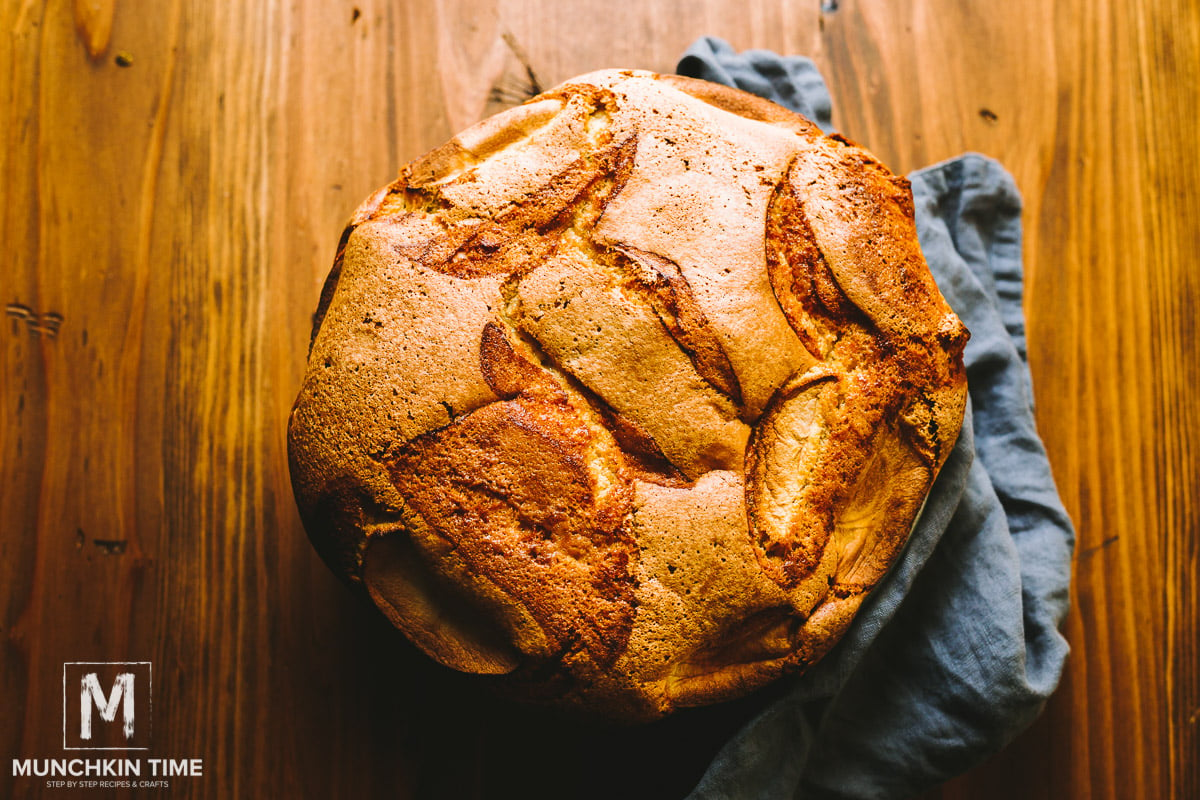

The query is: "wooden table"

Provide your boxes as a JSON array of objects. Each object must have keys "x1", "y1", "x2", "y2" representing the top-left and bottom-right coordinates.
[{"x1": 3, "y1": 1, "x2": 1196, "y2": 797}]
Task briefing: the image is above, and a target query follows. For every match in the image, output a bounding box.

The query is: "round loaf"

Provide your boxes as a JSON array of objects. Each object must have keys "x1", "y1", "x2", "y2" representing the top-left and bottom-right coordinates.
[{"x1": 287, "y1": 70, "x2": 969, "y2": 721}]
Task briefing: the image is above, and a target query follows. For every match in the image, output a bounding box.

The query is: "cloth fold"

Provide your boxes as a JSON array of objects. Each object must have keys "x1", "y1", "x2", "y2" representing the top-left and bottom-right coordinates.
[{"x1": 676, "y1": 37, "x2": 1075, "y2": 799}]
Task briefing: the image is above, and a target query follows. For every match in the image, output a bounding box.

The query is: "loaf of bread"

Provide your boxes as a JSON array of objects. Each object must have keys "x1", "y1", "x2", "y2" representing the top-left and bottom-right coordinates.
[{"x1": 287, "y1": 69, "x2": 969, "y2": 721}]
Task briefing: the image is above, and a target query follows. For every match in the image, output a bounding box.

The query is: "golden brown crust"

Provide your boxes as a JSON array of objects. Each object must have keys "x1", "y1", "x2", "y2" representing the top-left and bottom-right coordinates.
[{"x1": 287, "y1": 69, "x2": 969, "y2": 721}]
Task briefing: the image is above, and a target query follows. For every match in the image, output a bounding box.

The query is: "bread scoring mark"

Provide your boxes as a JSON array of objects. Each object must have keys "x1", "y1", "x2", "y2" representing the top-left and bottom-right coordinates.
[
  {"x1": 612, "y1": 244, "x2": 745, "y2": 408},
  {"x1": 407, "y1": 98, "x2": 567, "y2": 189},
  {"x1": 371, "y1": 121, "x2": 636, "y2": 282},
  {"x1": 481, "y1": 321, "x2": 687, "y2": 487},
  {"x1": 384, "y1": 392, "x2": 637, "y2": 668},
  {"x1": 656, "y1": 74, "x2": 822, "y2": 136},
  {"x1": 782, "y1": 137, "x2": 969, "y2": 362},
  {"x1": 766, "y1": 163, "x2": 870, "y2": 361}
]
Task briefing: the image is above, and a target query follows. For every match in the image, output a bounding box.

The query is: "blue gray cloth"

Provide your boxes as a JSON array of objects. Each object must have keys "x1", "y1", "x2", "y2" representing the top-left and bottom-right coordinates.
[{"x1": 677, "y1": 37, "x2": 1076, "y2": 799}]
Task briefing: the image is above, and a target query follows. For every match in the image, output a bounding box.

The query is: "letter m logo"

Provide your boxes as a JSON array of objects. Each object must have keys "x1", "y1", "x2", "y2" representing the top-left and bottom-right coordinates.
[
  {"x1": 81, "y1": 672, "x2": 134, "y2": 740},
  {"x1": 63, "y1": 662, "x2": 151, "y2": 750}
]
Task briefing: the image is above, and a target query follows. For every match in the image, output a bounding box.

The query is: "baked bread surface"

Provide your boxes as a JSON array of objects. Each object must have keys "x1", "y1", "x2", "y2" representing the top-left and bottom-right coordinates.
[{"x1": 287, "y1": 70, "x2": 969, "y2": 721}]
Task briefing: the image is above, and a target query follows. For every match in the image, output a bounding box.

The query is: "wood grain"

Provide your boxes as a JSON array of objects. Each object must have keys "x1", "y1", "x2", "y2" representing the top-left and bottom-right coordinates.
[{"x1": 2, "y1": 0, "x2": 1196, "y2": 798}]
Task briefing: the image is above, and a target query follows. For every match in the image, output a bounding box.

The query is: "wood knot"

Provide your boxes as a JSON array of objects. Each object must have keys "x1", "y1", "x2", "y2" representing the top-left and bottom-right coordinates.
[{"x1": 74, "y1": 0, "x2": 117, "y2": 59}]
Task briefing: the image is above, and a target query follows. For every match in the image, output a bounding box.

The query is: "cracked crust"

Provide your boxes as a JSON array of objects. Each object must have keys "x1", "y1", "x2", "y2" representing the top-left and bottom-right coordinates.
[{"x1": 287, "y1": 69, "x2": 969, "y2": 721}]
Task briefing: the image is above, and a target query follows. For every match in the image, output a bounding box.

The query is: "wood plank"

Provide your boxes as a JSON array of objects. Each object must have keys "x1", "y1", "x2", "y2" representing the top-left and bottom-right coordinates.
[
  {"x1": 1, "y1": 0, "x2": 1195, "y2": 797},
  {"x1": 922, "y1": 0, "x2": 1200, "y2": 797}
]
